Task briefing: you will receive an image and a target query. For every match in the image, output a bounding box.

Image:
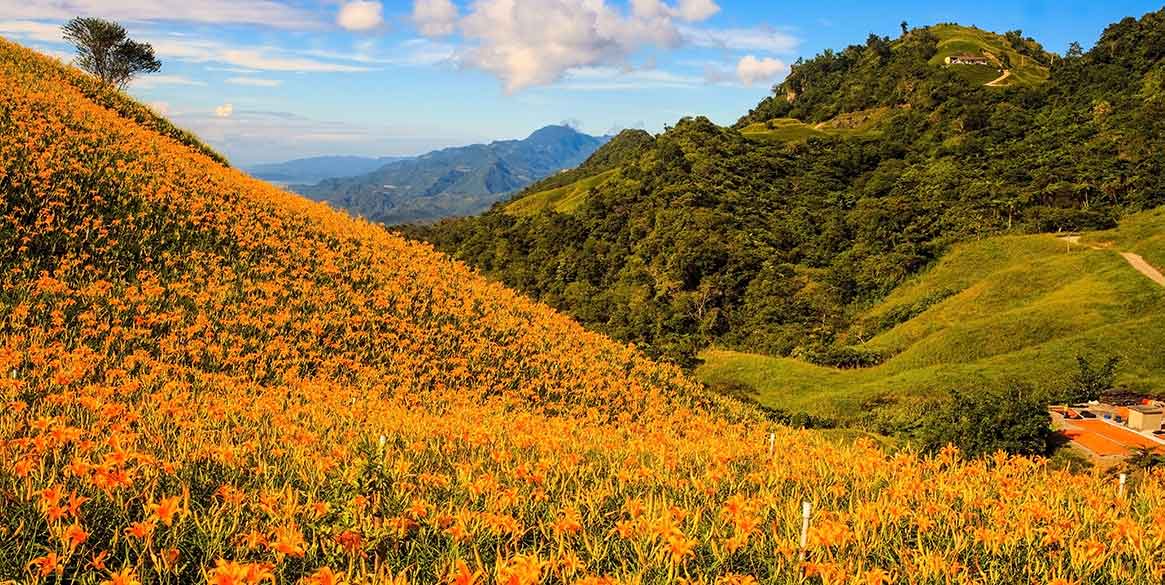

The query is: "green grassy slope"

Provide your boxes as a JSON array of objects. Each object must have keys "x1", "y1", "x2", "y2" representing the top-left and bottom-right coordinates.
[
  {"x1": 1087, "y1": 207, "x2": 1165, "y2": 269},
  {"x1": 698, "y1": 219, "x2": 1165, "y2": 423},
  {"x1": 739, "y1": 108, "x2": 888, "y2": 144},
  {"x1": 739, "y1": 118, "x2": 828, "y2": 143},
  {"x1": 505, "y1": 169, "x2": 620, "y2": 216},
  {"x1": 928, "y1": 24, "x2": 1050, "y2": 86}
]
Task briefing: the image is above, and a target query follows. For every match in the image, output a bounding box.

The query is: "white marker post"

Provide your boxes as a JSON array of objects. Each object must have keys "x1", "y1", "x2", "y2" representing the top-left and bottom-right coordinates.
[
  {"x1": 1119, "y1": 473, "x2": 1127, "y2": 497},
  {"x1": 768, "y1": 432, "x2": 775, "y2": 458},
  {"x1": 799, "y1": 501, "x2": 812, "y2": 562}
]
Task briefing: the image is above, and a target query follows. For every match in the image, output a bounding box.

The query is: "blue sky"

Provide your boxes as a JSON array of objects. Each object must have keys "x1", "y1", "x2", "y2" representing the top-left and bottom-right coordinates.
[{"x1": 1, "y1": 1, "x2": 1160, "y2": 165}]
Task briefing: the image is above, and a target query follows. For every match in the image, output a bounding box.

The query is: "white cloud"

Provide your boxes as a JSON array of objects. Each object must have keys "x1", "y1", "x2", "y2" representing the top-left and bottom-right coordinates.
[
  {"x1": 149, "y1": 101, "x2": 170, "y2": 115},
  {"x1": 337, "y1": 1, "x2": 383, "y2": 32},
  {"x1": 681, "y1": 25, "x2": 800, "y2": 53},
  {"x1": 431, "y1": 0, "x2": 726, "y2": 92},
  {"x1": 168, "y1": 108, "x2": 472, "y2": 166},
  {"x1": 145, "y1": 37, "x2": 372, "y2": 73},
  {"x1": 226, "y1": 76, "x2": 283, "y2": 87},
  {"x1": 0, "y1": 19, "x2": 372, "y2": 74},
  {"x1": 0, "y1": 0, "x2": 317, "y2": 29},
  {"x1": 207, "y1": 66, "x2": 261, "y2": 74},
  {"x1": 557, "y1": 66, "x2": 701, "y2": 91},
  {"x1": 392, "y1": 38, "x2": 457, "y2": 66},
  {"x1": 296, "y1": 38, "x2": 455, "y2": 67},
  {"x1": 215, "y1": 103, "x2": 234, "y2": 118},
  {"x1": 629, "y1": 0, "x2": 718, "y2": 22},
  {"x1": 676, "y1": 0, "x2": 719, "y2": 21},
  {"x1": 132, "y1": 74, "x2": 207, "y2": 88},
  {"x1": 0, "y1": 19, "x2": 62, "y2": 43},
  {"x1": 413, "y1": 0, "x2": 458, "y2": 36},
  {"x1": 736, "y1": 55, "x2": 787, "y2": 85}
]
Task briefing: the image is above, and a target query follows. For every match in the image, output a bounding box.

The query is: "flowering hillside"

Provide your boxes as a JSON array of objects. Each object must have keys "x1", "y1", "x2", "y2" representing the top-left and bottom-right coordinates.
[{"x1": 2, "y1": 37, "x2": 1165, "y2": 585}]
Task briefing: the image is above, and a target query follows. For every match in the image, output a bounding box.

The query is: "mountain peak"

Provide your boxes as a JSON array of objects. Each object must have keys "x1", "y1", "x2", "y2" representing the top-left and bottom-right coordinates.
[
  {"x1": 294, "y1": 123, "x2": 608, "y2": 224},
  {"x1": 526, "y1": 124, "x2": 583, "y2": 142}
]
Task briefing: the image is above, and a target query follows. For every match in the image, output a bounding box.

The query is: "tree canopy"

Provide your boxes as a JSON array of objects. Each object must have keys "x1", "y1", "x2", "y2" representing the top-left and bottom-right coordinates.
[{"x1": 62, "y1": 17, "x2": 160, "y2": 89}]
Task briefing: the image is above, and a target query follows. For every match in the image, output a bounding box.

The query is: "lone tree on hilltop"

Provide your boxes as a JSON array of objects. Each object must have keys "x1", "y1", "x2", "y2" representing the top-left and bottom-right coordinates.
[
  {"x1": 1066, "y1": 41, "x2": 1085, "y2": 59},
  {"x1": 62, "y1": 17, "x2": 161, "y2": 89}
]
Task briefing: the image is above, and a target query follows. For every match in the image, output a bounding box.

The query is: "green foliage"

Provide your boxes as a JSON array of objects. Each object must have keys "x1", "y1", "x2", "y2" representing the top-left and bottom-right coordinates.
[
  {"x1": 706, "y1": 380, "x2": 837, "y2": 429},
  {"x1": 1048, "y1": 447, "x2": 1093, "y2": 472},
  {"x1": 514, "y1": 128, "x2": 653, "y2": 196},
  {"x1": 1085, "y1": 206, "x2": 1165, "y2": 270},
  {"x1": 791, "y1": 344, "x2": 885, "y2": 369},
  {"x1": 1064, "y1": 355, "x2": 1120, "y2": 403},
  {"x1": 62, "y1": 17, "x2": 160, "y2": 89},
  {"x1": 856, "y1": 288, "x2": 958, "y2": 341},
  {"x1": 738, "y1": 111, "x2": 887, "y2": 144},
  {"x1": 1126, "y1": 446, "x2": 1165, "y2": 470},
  {"x1": 694, "y1": 222, "x2": 1165, "y2": 426},
  {"x1": 916, "y1": 383, "x2": 1052, "y2": 457},
  {"x1": 417, "y1": 10, "x2": 1165, "y2": 368},
  {"x1": 505, "y1": 169, "x2": 621, "y2": 216}
]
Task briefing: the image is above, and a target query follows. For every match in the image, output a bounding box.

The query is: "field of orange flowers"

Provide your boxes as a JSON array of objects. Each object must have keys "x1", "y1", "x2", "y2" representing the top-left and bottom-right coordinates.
[{"x1": 3, "y1": 37, "x2": 1165, "y2": 585}]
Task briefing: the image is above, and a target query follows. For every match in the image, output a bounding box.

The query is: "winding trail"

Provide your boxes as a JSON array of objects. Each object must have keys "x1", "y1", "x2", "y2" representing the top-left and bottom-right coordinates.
[
  {"x1": 985, "y1": 69, "x2": 1012, "y2": 86},
  {"x1": 1062, "y1": 235, "x2": 1165, "y2": 288},
  {"x1": 1121, "y1": 252, "x2": 1165, "y2": 287}
]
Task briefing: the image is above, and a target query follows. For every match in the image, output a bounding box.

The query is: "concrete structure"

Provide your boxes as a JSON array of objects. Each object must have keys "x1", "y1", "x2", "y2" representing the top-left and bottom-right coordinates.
[
  {"x1": 945, "y1": 53, "x2": 991, "y2": 66},
  {"x1": 1127, "y1": 406, "x2": 1164, "y2": 432}
]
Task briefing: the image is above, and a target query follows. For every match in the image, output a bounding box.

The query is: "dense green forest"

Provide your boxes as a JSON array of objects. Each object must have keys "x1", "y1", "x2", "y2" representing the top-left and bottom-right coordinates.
[{"x1": 407, "y1": 11, "x2": 1165, "y2": 368}]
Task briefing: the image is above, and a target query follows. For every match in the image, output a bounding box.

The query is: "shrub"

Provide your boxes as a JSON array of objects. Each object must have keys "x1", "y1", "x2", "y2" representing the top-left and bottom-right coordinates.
[{"x1": 916, "y1": 383, "x2": 1052, "y2": 457}]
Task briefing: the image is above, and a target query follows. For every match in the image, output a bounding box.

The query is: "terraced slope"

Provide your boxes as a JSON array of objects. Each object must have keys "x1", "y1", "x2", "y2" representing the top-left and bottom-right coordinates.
[
  {"x1": 5, "y1": 37, "x2": 1165, "y2": 585},
  {"x1": 699, "y1": 222, "x2": 1165, "y2": 424}
]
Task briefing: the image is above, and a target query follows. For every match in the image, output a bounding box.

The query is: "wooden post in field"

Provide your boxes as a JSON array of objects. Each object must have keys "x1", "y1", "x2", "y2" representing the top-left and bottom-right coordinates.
[
  {"x1": 1119, "y1": 473, "x2": 1127, "y2": 497},
  {"x1": 768, "y1": 432, "x2": 775, "y2": 458},
  {"x1": 799, "y1": 501, "x2": 812, "y2": 562}
]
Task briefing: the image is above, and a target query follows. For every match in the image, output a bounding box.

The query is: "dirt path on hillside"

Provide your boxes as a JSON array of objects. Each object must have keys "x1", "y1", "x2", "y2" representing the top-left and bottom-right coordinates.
[
  {"x1": 986, "y1": 69, "x2": 1012, "y2": 86},
  {"x1": 1061, "y1": 235, "x2": 1165, "y2": 288},
  {"x1": 1121, "y1": 252, "x2": 1165, "y2": 286}
]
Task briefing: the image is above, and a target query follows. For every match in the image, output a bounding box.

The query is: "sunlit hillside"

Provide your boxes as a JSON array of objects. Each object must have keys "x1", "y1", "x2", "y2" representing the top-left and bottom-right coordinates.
[
  {"x1": 928, "y1": 24, "x2": 1051, "y2": 86},
  {"x1": 6, "y1": 37, "x2": 1165, "y2": 585},
  {"x1": 699, "y1": 225, "x2": 1165, "y2": 424}
]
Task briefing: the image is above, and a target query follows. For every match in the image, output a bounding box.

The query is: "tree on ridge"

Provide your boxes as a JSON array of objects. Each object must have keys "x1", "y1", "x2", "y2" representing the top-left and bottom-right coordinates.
[{"x1": 62, "y1": 17, "x2": 161, "y2": 89}]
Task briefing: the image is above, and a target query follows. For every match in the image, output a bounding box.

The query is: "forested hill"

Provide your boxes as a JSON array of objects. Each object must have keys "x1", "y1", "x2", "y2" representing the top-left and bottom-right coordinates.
[
  {"x1": 411, "y1": 11, "x2": 1165, "y2": 366},
  {"x1": 739, "y1": 23, "x2": 1053, "y2": 127},
  {"x1": 296, "y1": 125, "x2": 608, "y2": 224}
]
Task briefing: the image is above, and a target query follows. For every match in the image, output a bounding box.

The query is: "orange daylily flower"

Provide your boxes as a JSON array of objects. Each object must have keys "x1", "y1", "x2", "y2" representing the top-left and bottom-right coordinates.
[
  {"x1": 101, "y1": 567, "x2": 142, "y2": 585},
  {"x1": 269, "y1": 524, "x2": 306, "y2": 557},
  {"x1": 29, "y1": 552, "x2": 61, "y2": 577},
  {"x1": 149, "y1": 495, "x2": 182, "y2": 526},
  {"x1": 301, "y1": 567, "x2": 346, "y2": 585},
  {"x1": 63, "y1": 522, "x2": 89, "y2": 548}
]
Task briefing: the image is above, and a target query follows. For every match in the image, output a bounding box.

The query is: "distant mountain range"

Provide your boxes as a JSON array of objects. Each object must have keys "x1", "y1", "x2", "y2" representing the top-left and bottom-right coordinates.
[
  {"x1": 291, "y1": 125, "x2": 609, "y2": 225},
  {"x1": 247, "y1": 155, "x2": 411, "y2": 185}
]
